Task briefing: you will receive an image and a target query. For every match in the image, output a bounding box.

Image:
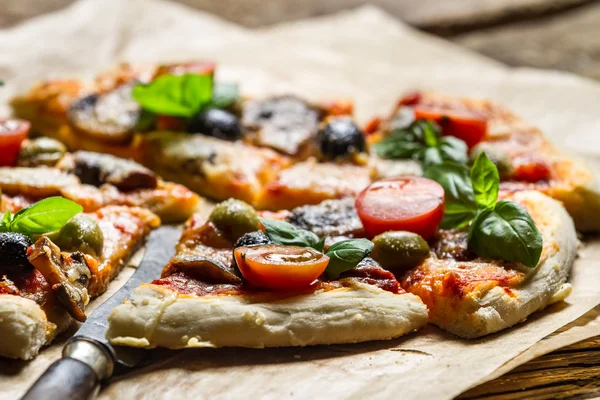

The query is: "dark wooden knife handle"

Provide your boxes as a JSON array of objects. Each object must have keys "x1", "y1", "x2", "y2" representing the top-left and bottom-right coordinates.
[
  {"x1": 21, "y1": 337, "x2": 114, "y2": 400},
  {"x1": 21, "y1": 357, "x2": 100, "y2": 400}
]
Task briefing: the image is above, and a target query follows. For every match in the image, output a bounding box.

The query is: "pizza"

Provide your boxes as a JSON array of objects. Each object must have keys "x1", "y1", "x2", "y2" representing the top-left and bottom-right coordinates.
[
  {"x1": 106, "y1": 199, "x2": 429, "y2": 349},
  {"x1": 0, "y1": 136, "x2": 200, "y2": 223},
  {"x1": 106, "y1": 144, "x2": 578, "y2": 347},
  {"x1": 0, "y1": 199, "x2": 159, "y2": 360},
  {"x1": 10, "y1": 64, "x2": 600, "y2": 233}
]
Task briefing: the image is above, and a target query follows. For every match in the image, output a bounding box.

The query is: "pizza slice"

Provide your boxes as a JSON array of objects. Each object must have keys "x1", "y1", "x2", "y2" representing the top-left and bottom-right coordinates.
[
  {"x1": 1, "y1": 145, "x2": 200, "y2": 223},
  {"x1": 106, "y1": 199, "x2": 429, "y2": 349},
  {"x1": 0, "y1": 198, "x2": 159, "y2": 360},
  {"x1": 369, "y1": 91, "x2": 600, "y2": 232}
]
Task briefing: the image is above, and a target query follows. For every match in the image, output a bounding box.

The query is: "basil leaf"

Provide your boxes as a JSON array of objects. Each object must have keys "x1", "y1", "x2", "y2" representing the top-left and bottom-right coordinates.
[
  {"x1": 0, "y1": 211, "x2": 12, "y2": 232},
  {"x1": 438, "y1": 136, "x2": 468, "y2": 165},
  {"x1": 312, "y1": 236, "x2": 327, "y2": 253},
  {"x1": 259, "y1": 218, "x2": 320, "y2": 249},
  {"x1": 468, "y1": 200, "x2": 543, "y2": 268},
  {"x1": 424, "y1": 161, "x2": 478, "y2": 229},
  {"x1": 324, "y1": 238, "x2": 373, "y2": 279},
  {"x1": 373, "y1": 134, "x2": 424, "y2": 159},
  {"x1": 471, "y1": 152, "x2": 499, "y2": 210},
  {"x1": 211, "y1": 82, "x2": 239, "y2": 108},
  {"x1": 11, "y1": 197, "x2": 83, "y2": 236},
  {"x1": 132, "y1": 74, "x2": 213, "y2": 118}
]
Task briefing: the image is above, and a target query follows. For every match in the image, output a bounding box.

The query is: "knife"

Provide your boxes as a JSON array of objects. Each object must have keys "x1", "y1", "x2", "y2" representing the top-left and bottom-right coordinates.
[{"x1": 21, "y1": 225, "x2": 181, "y2": 400}]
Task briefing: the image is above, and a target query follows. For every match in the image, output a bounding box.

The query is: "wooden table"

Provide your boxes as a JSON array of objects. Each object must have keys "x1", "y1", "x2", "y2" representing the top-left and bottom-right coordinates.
[{"x1": 2, "y1": 1, "x2": 600, "y2": 398}]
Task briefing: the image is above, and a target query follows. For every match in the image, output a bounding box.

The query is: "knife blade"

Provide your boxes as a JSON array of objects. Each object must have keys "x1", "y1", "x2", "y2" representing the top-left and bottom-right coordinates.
[{"x1": 21, "y1": 225, "x2": 181, "y2": 400}]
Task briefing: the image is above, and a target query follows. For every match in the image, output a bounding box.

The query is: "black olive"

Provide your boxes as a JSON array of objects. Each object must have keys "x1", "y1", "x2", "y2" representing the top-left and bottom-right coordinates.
[
  {"x1": 234, "y1": 231, "x2": 273, "y2": 249},
  {"x1": 317, "y1": 118, "x2": 366, "y2": 160},
  {"x1": 0, "y1": 232, "x2": 33, "y2": 274},
  {"x1": 186, "y1": 109, "x2": 242, "y2": 141}
]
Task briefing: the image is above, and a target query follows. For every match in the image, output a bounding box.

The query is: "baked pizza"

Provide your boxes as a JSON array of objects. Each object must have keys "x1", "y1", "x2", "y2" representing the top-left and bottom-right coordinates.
[
  {"x1": 107, "y1": 151, "x2": 577, "y2": 346},
  {"x1": 0, "y1": 133, "x2": 200, "y2": 223},
  {"x1": 10, "y1": 64, "x2": 600, "y2": 233},
  {"x1": 0, "y1": 197, "x2": 159, "y2": 360}
]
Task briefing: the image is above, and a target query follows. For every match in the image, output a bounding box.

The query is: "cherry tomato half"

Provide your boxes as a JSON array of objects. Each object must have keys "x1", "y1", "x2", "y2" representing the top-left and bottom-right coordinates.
[
  {"x1": 512, "y1": 156, "x2": 551, "y2": 182},
  {"x1": 0, "y1": 119, "x2": 31, "y2": 166},
  {"x1": 355, "y1": 177, "x2": 445, "y2": 240},
  {"x1": 234, "y1": 244, "x2": 329, "y2": 290},
  {"x1": 414, "y1": 106, "x2": 487, "y2": 148}
]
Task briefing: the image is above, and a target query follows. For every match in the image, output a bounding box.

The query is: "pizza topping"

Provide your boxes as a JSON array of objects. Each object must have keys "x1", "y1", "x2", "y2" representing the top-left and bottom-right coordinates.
[
  {"x1": 371, "y1": 231, "x2": 430, "y2": 273},
  {"x1": 374, "y1": 119, "x2": 468, "y2": 168},
  {"x1": 28, "y1": 236, "x2": 91, "y2": 322},
  {"x1": 242, "y1": 95, "x2": 320, "y2": 156},
  {"x1": 512, "y1": 156, "x2": 551, "y2": 183},
  {"x1": 259, "y1": 217, "x2": 324, "y2": 252},
  {"x1": 234, "y1": 244, "x2": 329, "y2": 290},
  {"x1": 286, "y1": 198, "x2": 363, "y2": 238},
  {"x1": 169, "y1": 251, "x2": 242, "y2": 284},
  {"x1": 355, "y1": 177, "x2": 445, "y2": 240},
  {"x1": 0, "y1": 119, "x2": 30, "y2": 167},
  {"x1": 0, "y1": 232, "x2": 33, "y2": 274},
  {"x1": 413, "y1": 106, "x2": 487, "y2": 148},
  {"x1": 338, "y1": 257, "x2": 401, "y2": 293},
  {"x1": 59, "y1": 151, "x2": 158, "y2": 190},
  {"x1": 0, "y1": 167, "x2": 80, "y2": 198},
  {"x1": 429, "y1": 229, "x2": 473, "y2": 261},
  {"x1": 0, "y1": 197, "x2": 82, "y2": 238},
  {"x1": 17, "y1": 137, "x2": 67, "y2": 167},
  {"x1": 209, "y1": 199, "x2": 261, "y2": 241},
  {"x1": 186, "y1": 108, "x2": 242, "y2": 141},
  {"x1": 68, "y1": 83, "x2": 141, "y2": 144},
  {"x1": 153, "y1": 61, "x2": 216, "y2": 79},
  {"x1": 323, "y1": 238, "x2": 373, "y2": 279},
  {"x1": 317, "y1": 117, "x2": 366, "y2": 160},
  {"x1": 46, "y1": 214, "x2": 104, "y2": 257},
  {"x1": 234, "y1": 231, "x2": 273, "y2": 248},
  {"x1": 469, "y1": 142, "x2": 513, "y2": 179},
  {"x1": 426, "y1": 153, "x2": 543, "y2": 268}
]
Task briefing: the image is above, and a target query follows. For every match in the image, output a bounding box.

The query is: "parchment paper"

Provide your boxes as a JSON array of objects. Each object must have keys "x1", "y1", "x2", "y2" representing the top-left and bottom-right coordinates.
[{"x1": 1, "y1": 1, "x2": 600, "y2": 399}]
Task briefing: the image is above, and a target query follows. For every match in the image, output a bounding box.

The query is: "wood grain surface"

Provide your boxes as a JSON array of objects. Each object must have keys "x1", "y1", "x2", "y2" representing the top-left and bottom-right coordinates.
[{"x1": 1, "y1": 0, "x2": 599, "y2": 398}]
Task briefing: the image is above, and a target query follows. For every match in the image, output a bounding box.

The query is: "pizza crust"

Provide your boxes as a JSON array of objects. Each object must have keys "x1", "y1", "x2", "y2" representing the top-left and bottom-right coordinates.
[
  {"x1": 0, "y1": 295, "x2": 70, "y2": 360},
  {"x1": 106, "y1": 281, "x2": 428, "y2": 349},
  {"x1": 405, "y1": 191, "x2": 577, "y2": 338}
]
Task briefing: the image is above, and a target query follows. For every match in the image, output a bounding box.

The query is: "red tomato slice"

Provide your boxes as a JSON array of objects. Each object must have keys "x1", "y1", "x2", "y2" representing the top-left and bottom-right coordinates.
[
  {"x1": 355, "y1": 177, "x2": 445, "y2": 240},
  {"x1": 234, "y1": 244, "x2": 329, "y2": 290},
  {"x1": 512, "y1": 156, "x2": 551, "y2": 182},
  {"x1": 414, "y1": 106, "x2": 487, "y2": 148},
  {"x1": 0, "y1": 120, "x2": 30, "y2": 167}
]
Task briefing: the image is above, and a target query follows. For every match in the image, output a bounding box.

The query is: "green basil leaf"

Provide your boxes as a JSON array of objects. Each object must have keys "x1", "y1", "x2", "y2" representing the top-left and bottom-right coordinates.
[
  {"x1": 259, "y1": 218, "x2": 320, "y2": 248},
  {"x1": 419, "y1": 147, "x2": 444, "y2": 167},
  {"x1": 312, "y1": 236, "x2": 327, "y2": 253},
  {"x1": 425, "y1": 162, "x2": 478, "y2": 229},
  {"x1": 471, "y1": 152, "x2": 499, "y2": 210},
  {"x1": 132, "y1": 73, "x2": 213, "y2": 118},
  {"x1": 211, "y1": 82, "x2": 239, "y2": 108},
  {"x1": 438, "y1": 136, "x2": 468, "y2": 165},
  {"x1": 468, "y1": 200, "x2": 543, "y2": 268},
  {"x1": 0, "y1": 210, "x2": 12, "y2": 232},
  {"x1": 324, "y1": 238, "x2": 373, "y2": 279},
  {"x1": 11, "y1": 197, "x2": 83, "y2": 236},
  {"x1": 373, "y1": 135, "x2": 424, "y2": 159}
]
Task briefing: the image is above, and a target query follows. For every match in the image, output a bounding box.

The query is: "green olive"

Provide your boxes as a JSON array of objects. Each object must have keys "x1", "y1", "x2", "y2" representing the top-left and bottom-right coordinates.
[
  {"x1": 209, "y1": 199, "x2": 260, "y2": 241},
  {"x1": 47, "y1": 214, "x2": 104, "y2": 256},
  {"x1": 18, "y1": 137, "x2": 67, "y2": 167},
  {"x1": 469, "y1": 143, "x2": 514, "y2": 179},
  {"x1": 371, "y1": 231, "x2": 430, "y2": 272}
]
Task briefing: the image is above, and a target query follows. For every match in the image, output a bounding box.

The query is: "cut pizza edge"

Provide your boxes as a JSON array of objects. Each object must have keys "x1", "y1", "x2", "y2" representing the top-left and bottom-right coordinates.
[{"x1": 0, "y1": 205, "x2": 159, "y2": 360}]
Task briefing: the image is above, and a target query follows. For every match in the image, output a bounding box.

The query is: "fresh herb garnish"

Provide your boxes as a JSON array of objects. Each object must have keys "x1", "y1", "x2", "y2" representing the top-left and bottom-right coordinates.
[
  {"x1": 259, "y1": 218, "x2": 372, "y2": 276},
  {"x1": 259, "y1": 218, "x2": 324, "y2": 252},
  {"x1": 427, "y1": 153, "x2": 543, "y2": 268},
  {"x1": 132, "y1": 73, "x2": 239, "y2": 119},
  {"x1": 374, "y1": 119, "x2": 468, "y2": 168},
  {"x1": 0, "y1": 197, "x2": 83, "y2": 237},
  {"x1": 324, "y1": 238, "x2": 373, "y2": 279}
]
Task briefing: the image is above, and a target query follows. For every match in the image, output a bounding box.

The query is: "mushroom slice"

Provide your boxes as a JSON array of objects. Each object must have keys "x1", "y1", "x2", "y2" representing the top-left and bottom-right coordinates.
[
  {"x1": 286, "y1": 198, "x2": 364, "y2": 238},
  {"x1": 67, "y1": 83, "x2": 141, "y2": 144},
  {"x1": 28, "y1": 237, "x2": 91, "y2": 322},
  {"x1": 58, "y1": 151, "x2": 158, "y2": 190},
  {"x1": 166, "y1": 247, "x2": 242, "y2": 284},
  {"x1": 242, "y1": 95, "x2": 321, "y2": 156}
]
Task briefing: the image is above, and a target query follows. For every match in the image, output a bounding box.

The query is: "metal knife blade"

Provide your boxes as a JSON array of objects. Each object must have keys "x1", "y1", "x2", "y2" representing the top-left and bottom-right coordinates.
[{"x1": 21, "y1": 225, "x2": 181, "y2": 400}]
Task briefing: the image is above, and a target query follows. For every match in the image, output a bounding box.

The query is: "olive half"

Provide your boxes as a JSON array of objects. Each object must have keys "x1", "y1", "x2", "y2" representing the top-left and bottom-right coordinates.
[
  {"x1": 209, "y1": 199, "x2": 260, "y2": 241},
  {"x1": 18, "y1": 137, "x2": 67, "y2": 167},
  {"x1": 317, "y1": 117, "x2": 366, "y2": 160},
  {"x1": 371, "y1": 231, "x2": 430, "y2": 273},
  {"x1": 0, "y1": 232, "x2": 33, "y2": 274},
  {"x1": 186, "y1": 108, "x2": 242, "y2": 141},
  {"x1": 47, "y1": 214, "x2": 104, "y2": 256}
]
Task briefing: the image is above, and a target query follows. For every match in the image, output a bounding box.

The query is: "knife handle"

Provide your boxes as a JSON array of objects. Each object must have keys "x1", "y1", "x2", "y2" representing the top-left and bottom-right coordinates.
[{"x1": 21, "y1": 338, "x2": 114, "y2": 400}]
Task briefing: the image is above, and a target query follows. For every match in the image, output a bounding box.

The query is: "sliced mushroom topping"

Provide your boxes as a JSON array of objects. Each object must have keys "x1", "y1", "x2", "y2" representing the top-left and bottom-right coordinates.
[
  {"x1": 28, "y1": 237, "x2": 91, "y2": 322},
  {"x1": 286, "y1": 198, "x2": 364, "y2": 237},
  {"x1": 59, "y1": 151, "x2": 158, "y2": 190},
  {"x1": 67, "y1": 83, "x2": 141, "y2": 144},
  {"x1": 168, "y1": 248, "x2": 242, "y2": 284},
  {"x1": 242, "y1": 95, "x2": 321, "y2": 156}
]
